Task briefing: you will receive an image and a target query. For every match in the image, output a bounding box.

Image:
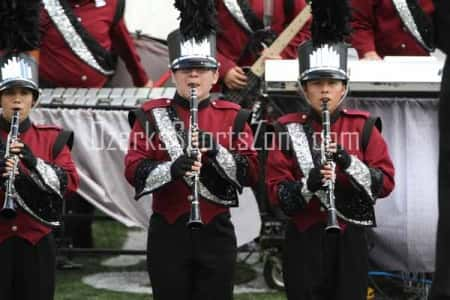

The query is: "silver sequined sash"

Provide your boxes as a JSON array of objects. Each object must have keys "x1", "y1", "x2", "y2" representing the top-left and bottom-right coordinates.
[
  {"x1": 392, "y1": 0, "x2": 431, "y2": 51},
  {"x1": 223, "y1": 0, "x2": 253, "y2": 33},
  {"x1": 42, "y1": 0, "x2": 114, "y2": 75},
  {"x1": 286, "y1": 123, "x2": 314, "y2": 177},
  {"x1": 152, "y1": 107, "x2": 237, "y2": 206},
  {"x1": 285, "y1": 123, "x2": 315, "y2": 202}
]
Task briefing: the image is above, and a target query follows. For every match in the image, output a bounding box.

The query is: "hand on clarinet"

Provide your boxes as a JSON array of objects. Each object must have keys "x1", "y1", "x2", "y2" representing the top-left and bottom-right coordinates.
[
  {"x1": 2, "y1": 140, "x2": 37, "y2": 177},
  {"x1": 307, "y1": 164, "x2": 335, "y2": 192},
  {"x1": 190, "y1": 130, "x2": 219, "y2": 157},
  {"x1": 2, "y1": 157, "x2": 19, "y2": 177},
  {"x1": 189, "y1": 130, "x2": 202, "y2": 174},
  {"x1": 7, "y1": 140, "x2": 37, "y2": 169},
  {"x1": 171, "y1": 131, "x2": 202, "y2": 179},
  {"x1": 327, "y1": 142, "x2": 351, "y2": 169},
  {"x1": 170, "y1": 154, "x2": 201, "y2": 179}
]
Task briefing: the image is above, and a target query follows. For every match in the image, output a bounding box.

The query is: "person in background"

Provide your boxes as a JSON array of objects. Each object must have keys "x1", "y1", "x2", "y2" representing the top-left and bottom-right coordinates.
[
  {"x1": 39, "y1": 0, "x2": 153, "y2": 88},
  {"x1": 216, "y1": 0, "x2": 311, "y2": 92},
  {"x1": 351, "y1": 0, "x2": 435, "y2": 59}
]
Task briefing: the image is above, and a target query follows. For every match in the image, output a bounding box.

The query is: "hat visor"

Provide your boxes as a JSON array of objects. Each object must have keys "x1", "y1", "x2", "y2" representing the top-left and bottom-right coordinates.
[
  {"x1": 0, "y1": 79, "x2": 39, "y2": 93},
  {"x1": 171, "y1": 57, "x2": 218, "y2": 70},
  {"x1": 0, "y1": 79, "x2": 40, "y2": 102},
  {"x1": 300, "y1": 69, "x2": 348, "y2": 82}
]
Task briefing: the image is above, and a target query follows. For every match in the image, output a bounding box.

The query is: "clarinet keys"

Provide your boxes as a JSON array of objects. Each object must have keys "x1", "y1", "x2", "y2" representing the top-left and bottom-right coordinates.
[{"x1": 0, "y1": 110, "x2": 20, "y2": 219}]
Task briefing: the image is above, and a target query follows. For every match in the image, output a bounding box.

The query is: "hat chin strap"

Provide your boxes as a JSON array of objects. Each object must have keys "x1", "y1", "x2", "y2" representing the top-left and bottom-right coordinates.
[
  {"x1": 298, "y1": 81, "x2": 349, "y2": 111},
  {"x1": 31, "y1": 89, "x2": 42, "y2": 109}
]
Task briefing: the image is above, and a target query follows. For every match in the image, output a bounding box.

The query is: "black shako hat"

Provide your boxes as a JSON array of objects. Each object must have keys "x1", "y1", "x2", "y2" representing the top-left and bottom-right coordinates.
[
  {"x1": 0, "y1": 53, "x2": 39, "y2": 97},
  {"x1": 168, "y1": 0, "x2": 219, "y2": 70},
  {"x1": 298, "y1": 0, "x2": 351, "y2": 83}
]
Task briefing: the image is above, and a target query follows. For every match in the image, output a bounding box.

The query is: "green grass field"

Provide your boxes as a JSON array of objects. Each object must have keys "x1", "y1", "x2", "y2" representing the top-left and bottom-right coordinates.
[
  {"x1": 54, "y1": 220, "x2": 285, "y2": 300},
  {"x1": 55, "y1": 217, "x2": 431, "y2": 300}
]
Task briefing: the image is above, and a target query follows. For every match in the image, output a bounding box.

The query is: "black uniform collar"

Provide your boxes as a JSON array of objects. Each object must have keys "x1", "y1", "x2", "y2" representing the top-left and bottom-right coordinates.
[
  {"x1": 0, "y1": 116, "x2": 32, "y2": 133},
  {"x1": 172, "y1": 93, "x2": 211, "y2": 110}
]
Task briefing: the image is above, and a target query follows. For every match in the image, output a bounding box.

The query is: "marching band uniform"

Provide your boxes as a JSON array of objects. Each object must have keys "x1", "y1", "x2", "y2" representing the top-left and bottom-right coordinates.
[
  {"x1": 0, "y1": 115, "x2": 80, "y2": 300},
  {"x1": 216, "y1": 0, "x2": 311, "y2": 89},
  {"x1": 124, "y1": 59, "x2": 259, "y2": 300},
  {"x1": 126, "y1": 96, "x2": 258, "y2": 226},
  {"x1": 266, "y1": 108, "x2": 395, "y2": 299},
  {"x1": 39, "y1": 0, "x2": 149, "y2": 87},
  {"x1": 266, "y1": 2, "x2": 395, "y2": 298},
  {"x1": 351, "y1": 0, "x2": 435, "y2": 58},
  {"x1": 0, "y1": 14, "x2": 80, "y2": 297},
  {"x1": 0, "y1": 116, "x2": 79, "y2": 240},
  {"x1": 429, "y1": 0, "x2": 450, "y2": 298},
  {"x1": 124, "y1": 2, "x2": 258, "y2": 299}
]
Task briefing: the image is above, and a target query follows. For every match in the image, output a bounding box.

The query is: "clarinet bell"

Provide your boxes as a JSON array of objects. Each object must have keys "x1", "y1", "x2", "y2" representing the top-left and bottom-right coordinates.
[
  {"x1": 187, "y1": 195, "x2": 203, "y2": 229},
  {"x1": 325, "y1": 209, "x2": 341, "y2": 233},
  {"x1": 187, "y1": 218, "x2": 203, "y2": 230},
  {"x1": 0, "y1": 195, "x2": 17, "y2": 219}
]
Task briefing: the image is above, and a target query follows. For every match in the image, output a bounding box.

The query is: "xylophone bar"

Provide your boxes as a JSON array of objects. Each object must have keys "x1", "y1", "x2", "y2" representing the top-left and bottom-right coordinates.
[{"x1": 38, "y1": 87, "x2": 177, "y2": 109}]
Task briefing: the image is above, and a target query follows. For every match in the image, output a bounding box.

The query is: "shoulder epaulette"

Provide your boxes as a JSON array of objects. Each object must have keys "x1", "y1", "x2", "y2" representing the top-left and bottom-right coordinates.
[
  {"x1": 341, "y1": 108, "x2": 371, "y2": 119},
  {"x1": 33, "y1": 124, "x2": 62, "y2": 131},
  {"x1": 277, "y1": 112, "x2": 308, "y2": 125},
  {"x1": 141, "y1": 98, "x2": 172, "y2": 112},
  {"x1": 210, "y1": 99, "x2": 241, "y2": 111}
]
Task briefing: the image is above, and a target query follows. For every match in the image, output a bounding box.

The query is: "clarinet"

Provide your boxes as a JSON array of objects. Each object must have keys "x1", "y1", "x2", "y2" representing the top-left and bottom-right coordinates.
[
  {"x1": 186, "y1": 85, "x2": 203, "y2": 229},
  {"x1": 0, "y1": 110, "x2": 21, "y2": 219},
  {"x1": 320, "y1": 98, "x2": 341, "y2": 232}
]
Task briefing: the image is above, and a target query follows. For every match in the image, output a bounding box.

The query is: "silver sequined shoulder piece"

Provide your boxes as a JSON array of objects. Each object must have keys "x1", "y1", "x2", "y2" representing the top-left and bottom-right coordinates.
[
  {"x1": 138, "y1": 161, "x2": 173, "y2": 198},
  {"x1": 345, "y1": 155, "x2": 374, "y2": 201},
  {"x1": 35, "y1": 158, "x2": 63, "y2": 199},
  {"x1": 215, "y1": 145, "x2": 240, "y2": 189}
]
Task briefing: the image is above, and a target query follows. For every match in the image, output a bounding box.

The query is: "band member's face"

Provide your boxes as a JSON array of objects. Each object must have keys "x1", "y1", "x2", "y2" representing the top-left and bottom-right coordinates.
[
  {"x1": 1, "y1": 87, "x2": 34, "y2": 121},
  {"x1": 172, "y1": 68, "x2": 219, "y2": 101},
  {"x1": 303, "y1": 79, "x2": 346, "y2": 115}
]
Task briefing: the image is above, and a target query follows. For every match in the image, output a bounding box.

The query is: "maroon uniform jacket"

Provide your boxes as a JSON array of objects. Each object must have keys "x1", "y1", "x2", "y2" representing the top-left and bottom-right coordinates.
[
  {"x1": 351, "y1": 0, "x2": 435, "y2": 58},
  {"x1": 125, "y1": 96, "x2": 259, "y2": 224},
  {"x1": 40, "y1": 0, "x2": 148, "y2": 87},
  {"x1": 266, "y1": 109, "x2": 395, "y2": 232},
  {"x1": 216, "y1": 0, "x2": 311, "y2": 84},
  {"x1": 0, "y1": 118, "x2": 80, "y2": 245}
]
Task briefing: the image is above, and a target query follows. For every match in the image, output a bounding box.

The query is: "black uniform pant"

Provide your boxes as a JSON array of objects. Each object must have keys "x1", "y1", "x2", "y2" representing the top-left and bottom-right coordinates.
[
  {"x1": 147, "y1": 213, "x2": 237, "y2": 300},
  {"x1": 282, "y1": 222, "x2": 368, "y2": 300},
  {"x1": 430, "y1": 57, "x2": 450, "y2": 300},
  {"x1": 0, "y1": 234, "x2": 56, "y2": 300}
]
